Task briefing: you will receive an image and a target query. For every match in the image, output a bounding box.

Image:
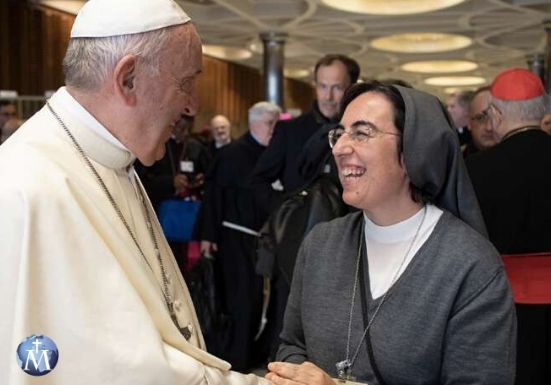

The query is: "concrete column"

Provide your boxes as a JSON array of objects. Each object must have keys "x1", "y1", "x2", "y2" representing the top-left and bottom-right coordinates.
[{"x1": 260, "y1": 31, "x2": 287, "y2": 109}]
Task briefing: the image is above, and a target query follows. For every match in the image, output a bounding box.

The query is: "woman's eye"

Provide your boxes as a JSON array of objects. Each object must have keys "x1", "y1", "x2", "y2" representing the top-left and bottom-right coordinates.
[{"x1": 354, "y1": 130, "x2": 370, "y2": 139}]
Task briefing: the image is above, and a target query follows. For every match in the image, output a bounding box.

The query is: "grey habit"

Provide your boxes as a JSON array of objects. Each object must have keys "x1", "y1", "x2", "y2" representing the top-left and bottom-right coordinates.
[{"x1": 276, "y1": 85, "x2": 516, "y2": 385}]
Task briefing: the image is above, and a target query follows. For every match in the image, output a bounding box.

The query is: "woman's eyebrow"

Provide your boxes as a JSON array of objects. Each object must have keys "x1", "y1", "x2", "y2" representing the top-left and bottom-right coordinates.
[{"x1": 350, "y1": 120, "x2": 376, "y2": 130}]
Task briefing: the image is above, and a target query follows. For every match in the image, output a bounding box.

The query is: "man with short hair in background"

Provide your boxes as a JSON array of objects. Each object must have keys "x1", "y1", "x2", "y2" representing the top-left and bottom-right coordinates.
[
  {"x1": 463, "y1": 86, "x2": 498, "y2": 157},
  {"x1": 540, "y1": 111, "x2": 551, "y2": 134},
  {"x1": 200, "y1": 101, "x2": 281, "y2": 371},
  {"x1": 251, "y1": 54, "x2": 360, "y2": 221},
  {"x1": 0, "y1": 0, "x2": 271, "y2": 384},
  {"x1": 209, "y1": 114, "x2": 232, "y2": 154},
  {"x1": 0, "y1": 101, "x2": 17, "y2": 133},
  {"x1": 1, "y1": 117, "x2": 23, "y2": 144},
  {"x1": 446, "y1": 90, "x2": 474, "y2": 147}
]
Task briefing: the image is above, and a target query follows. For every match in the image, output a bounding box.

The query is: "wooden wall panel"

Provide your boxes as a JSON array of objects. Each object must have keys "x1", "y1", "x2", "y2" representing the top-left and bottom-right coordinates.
[
  {"x1": 1, "y1": 1, "x2": 314, "y2": 135},
  {"x1": 0, "y1": 1, "x2": 72, "y2": 95}
]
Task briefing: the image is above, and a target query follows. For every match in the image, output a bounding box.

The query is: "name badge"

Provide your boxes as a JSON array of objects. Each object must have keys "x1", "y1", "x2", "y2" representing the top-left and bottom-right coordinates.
[{"x1": 180, "y1": 161, "x2": 194, "y2": 173}]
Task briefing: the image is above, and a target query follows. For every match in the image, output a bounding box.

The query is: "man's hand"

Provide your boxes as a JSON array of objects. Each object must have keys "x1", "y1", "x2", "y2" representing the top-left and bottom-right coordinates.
[
  {"x1": 200, "y1": 240, "x2": 218, "y2": 257},
  {"x1": 173, "y1": 174, "x2": 189, "y2": 194},
  {"x1": 266, "y1": 362, "x2": 335, "y2": 385},
  {"x1": 190, "y1": 172, "x2": 205, "y2": 188}
]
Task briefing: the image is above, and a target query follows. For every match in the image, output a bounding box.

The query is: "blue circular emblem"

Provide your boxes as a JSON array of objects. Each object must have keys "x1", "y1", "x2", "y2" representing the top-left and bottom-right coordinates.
[{"x1": 16, "y1": 334, "x2": 59, "y2": 376}]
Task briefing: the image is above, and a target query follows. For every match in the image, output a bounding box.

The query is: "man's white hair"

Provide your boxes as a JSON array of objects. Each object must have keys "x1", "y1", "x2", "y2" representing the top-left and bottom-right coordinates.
[
  {"x1": 63, "y1": 28, "x2": 171, "y2": 91},
  {"x1": 248, "y1": 101, "x2": 282, "y2": 123},
  {"x1": 491, "y1": 93, "x2": 549, "y2": 123}
]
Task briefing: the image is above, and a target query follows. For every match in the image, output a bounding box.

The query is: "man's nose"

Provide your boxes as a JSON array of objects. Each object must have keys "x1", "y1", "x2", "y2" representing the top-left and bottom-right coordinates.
[
  {"x1": 183, "y1": 92, "x2": 198, "y2": 116},
  {"x1": 326, "y1": 87, "x2": 335, "y2": 101}
]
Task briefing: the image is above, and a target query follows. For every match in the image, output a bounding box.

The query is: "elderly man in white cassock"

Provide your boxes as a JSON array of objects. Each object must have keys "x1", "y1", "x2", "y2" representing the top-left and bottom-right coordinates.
[{"x1": 0, "y1": 1, "x2": 271, "y2": 384}]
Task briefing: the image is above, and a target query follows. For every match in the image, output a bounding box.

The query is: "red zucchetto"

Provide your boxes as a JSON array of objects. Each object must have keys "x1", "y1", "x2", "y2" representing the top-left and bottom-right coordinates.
[{"x1": 491, "y1": 68, "x2": 545, "y2": 101}]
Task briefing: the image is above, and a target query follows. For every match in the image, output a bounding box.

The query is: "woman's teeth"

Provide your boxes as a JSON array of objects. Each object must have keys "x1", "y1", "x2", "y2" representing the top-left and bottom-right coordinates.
[{"x1": 342, "y1": 167, "x2": 365, "y2": 177}]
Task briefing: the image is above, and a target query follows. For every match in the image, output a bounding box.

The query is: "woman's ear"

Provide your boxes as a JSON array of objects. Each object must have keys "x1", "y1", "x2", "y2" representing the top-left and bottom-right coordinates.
[{"x1": 113, "y1": 54, "x2": 137, "y2": 106}]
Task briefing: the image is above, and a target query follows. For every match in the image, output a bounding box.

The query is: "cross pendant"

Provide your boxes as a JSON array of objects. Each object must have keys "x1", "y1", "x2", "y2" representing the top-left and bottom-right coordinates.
[{"x1": 336, "y1": 359, "x2": 353, "y2": 381}]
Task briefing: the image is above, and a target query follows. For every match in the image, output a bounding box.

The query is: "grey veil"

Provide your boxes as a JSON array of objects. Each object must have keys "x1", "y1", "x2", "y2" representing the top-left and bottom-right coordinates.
[{"x1": 395, "y1": 85, "x2": 487, "y2": 236}]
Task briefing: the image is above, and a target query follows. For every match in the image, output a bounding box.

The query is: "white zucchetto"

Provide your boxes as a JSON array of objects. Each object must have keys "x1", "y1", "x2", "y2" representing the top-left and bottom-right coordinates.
[{"x1": 71, "y1": 0, "x2": 191, "y2": 38}]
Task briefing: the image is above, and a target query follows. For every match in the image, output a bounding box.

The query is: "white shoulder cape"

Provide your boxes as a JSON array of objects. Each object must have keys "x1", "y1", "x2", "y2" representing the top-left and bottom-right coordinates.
[{"x1": 0, "y1": 92, "x2": 268, "y2": 385}]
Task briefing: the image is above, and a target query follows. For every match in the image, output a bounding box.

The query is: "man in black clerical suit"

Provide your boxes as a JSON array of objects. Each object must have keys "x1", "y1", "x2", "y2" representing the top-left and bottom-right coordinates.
[
  {"x1": 251, "y1": 54, "x2": 360, "y2": 222},
  {"x1": 462, "y1": 86, "x2": 498, "y2": 158},
  {"x1": 200, "y1": 101, "x2": 281, "y2": 372},
  {"x1": 136, "y1": 115, "x2": 211, "y2": 210},
  {"x1": 136, "y1": 116, "x2": 211, "y2": 273},
  {"x1": 466, "y1": 68, "x2": 551, "y2": 385},
  {"x1": 446, "y1": 90, "x2": 474, "y2": 147}
]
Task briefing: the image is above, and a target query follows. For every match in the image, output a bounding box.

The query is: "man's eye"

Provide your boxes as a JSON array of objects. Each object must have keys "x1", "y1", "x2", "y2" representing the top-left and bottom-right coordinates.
[{"x1": 179, "y1": 78, "x2": 193, "y2": 91}]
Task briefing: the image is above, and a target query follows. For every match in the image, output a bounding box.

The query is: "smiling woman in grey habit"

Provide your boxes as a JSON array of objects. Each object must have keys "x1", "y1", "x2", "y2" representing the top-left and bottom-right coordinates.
[{"x1": 265, "y1": 81, "x2": 516, "y2": 385}]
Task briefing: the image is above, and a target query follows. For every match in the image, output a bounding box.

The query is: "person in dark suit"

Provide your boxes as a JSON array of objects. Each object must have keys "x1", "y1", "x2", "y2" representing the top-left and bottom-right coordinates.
[
  {"x1": 200, "y1": 101, "x2": 281, "y2": 371},
  {"x1": 136, "y1": 115, "x2": 211, "y2": 210},
  {"x1": 206, "y1": 114, "x2": 232, "y2": 158},
  {"x1": 251, "y1": 54, "x2": 360, "y2": 223},
  {"x1": 136, "y1": 115, "x2": 211, "y2": 273},
  {"x1": 466, "y1": 68, "x2": 551, "y2": 385},
  {"x1": 446, "y1": 90, "x2": 474, "y2": 147},
  {"x1": 462, "y1": 86, "x2": 498, "y2": 158}
]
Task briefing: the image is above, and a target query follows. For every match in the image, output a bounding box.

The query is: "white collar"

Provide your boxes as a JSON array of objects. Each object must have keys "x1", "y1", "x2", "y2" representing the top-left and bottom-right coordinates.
[
  {"x1": 55, "y1": 87, "x2": 129, "y2": 152},
  {"x1": 363, "y1": 206, "x2": 427, "y2": 244}
]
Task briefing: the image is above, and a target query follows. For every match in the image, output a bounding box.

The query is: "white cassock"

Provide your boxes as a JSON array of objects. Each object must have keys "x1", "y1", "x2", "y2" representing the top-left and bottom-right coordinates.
[{"x1": 0, "y1": 88, "x2": 270, "y2": 385}]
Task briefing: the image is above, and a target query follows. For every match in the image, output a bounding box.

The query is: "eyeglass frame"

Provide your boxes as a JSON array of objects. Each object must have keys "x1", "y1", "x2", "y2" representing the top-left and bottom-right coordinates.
[
  {"x1": 469, "y1": 106, "x2": 490, "y2": 124},
  {"x1": 328, "y1": 120, "x2": 401, "y2": 148}
]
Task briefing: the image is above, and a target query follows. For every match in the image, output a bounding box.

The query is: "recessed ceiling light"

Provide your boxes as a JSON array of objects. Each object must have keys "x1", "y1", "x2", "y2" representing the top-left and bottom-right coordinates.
[
  {"x1": 401, "y1": 60, "x2": 478, "y2": 73},
  {"x1": 284, "y1": 69, "x2": 311, "y2": 78},
  {"x1": 320, "y1": 0, "x2": 465, "y2": 15},
  {"x1": 202, "y1": 45, "x2": 252, "y2": 60},
  {"x1": 371, "y1": 33, "x2": 472, "y2": 53},
  {"x1": 425, "y1": 76, "x2": 486, "y2": 86},
  {"x1": 38, "y1": 0, "x2": 86, "y2": 14}
]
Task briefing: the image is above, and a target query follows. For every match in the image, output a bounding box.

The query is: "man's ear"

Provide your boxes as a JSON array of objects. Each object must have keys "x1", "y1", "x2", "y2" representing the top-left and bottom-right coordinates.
[{"x1": 113, "y1": 55, "x2": 138, "y2": 106}]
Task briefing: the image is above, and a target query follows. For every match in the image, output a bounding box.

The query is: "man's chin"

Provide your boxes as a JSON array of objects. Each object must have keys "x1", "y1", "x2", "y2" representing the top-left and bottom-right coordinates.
[
  {"x1": 154, "y1": 145, "x2": 167, "y2": 162},
  {"x1": 137, "y1": 146, "x2": 165, "y2": 166},
  {"x1": 319, "y1": 106, "x2": 338, "y2": 120}
]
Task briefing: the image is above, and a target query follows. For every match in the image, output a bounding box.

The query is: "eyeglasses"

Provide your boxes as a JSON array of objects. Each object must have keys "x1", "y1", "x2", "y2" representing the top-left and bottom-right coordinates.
[
  {"x1": 328, "y1": 123, "x2": 400, "y2": 148},
  {"x1": 470, "y1": 109, "x2": 489, "y2": 124}
]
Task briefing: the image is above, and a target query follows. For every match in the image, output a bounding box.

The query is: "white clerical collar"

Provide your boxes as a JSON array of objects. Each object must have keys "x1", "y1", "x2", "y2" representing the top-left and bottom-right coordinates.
[
  {"x1": 363, "y1": 206, "x2": 427, "y2": 244},
  {"x1": 249, "y1": 132, "x2": 266, "y2": 147},
  {"x1": 55, "y1": 87, "x2": 129, "y2": 152},
  {"x1": 214, "y1": 139, "x2": 230, "y2": 149}
]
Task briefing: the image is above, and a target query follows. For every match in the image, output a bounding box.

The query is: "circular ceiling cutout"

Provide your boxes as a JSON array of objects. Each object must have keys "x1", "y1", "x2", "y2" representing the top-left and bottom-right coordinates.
[
  {"x1": 284, "y1": 68, "x2": 311, "y2": 78},
  {"x1": 371, "y1": 33, "x2": 472, "y2": 53},
  {"x1": 424, "y1": 76, "x2": 486, "y2": 86},
  {"x1": 321, "y1": 0, "x2": 466, "y2": 15},
  {"x1": 202, "y1": 45, "x2": 252, "y2": 60},
  {"x1": 401, "y1": 60, "x2": 478, "y2": 73}
]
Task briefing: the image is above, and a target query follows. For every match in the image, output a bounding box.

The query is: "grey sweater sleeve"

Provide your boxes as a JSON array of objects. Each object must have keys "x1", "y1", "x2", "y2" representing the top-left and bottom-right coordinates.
[
  {"x1": 275, "y1": 238, "x2": 308, "y2": 363},
  {"x1": 442, "y1": 266, "x2": 517, "y2": 385}
]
